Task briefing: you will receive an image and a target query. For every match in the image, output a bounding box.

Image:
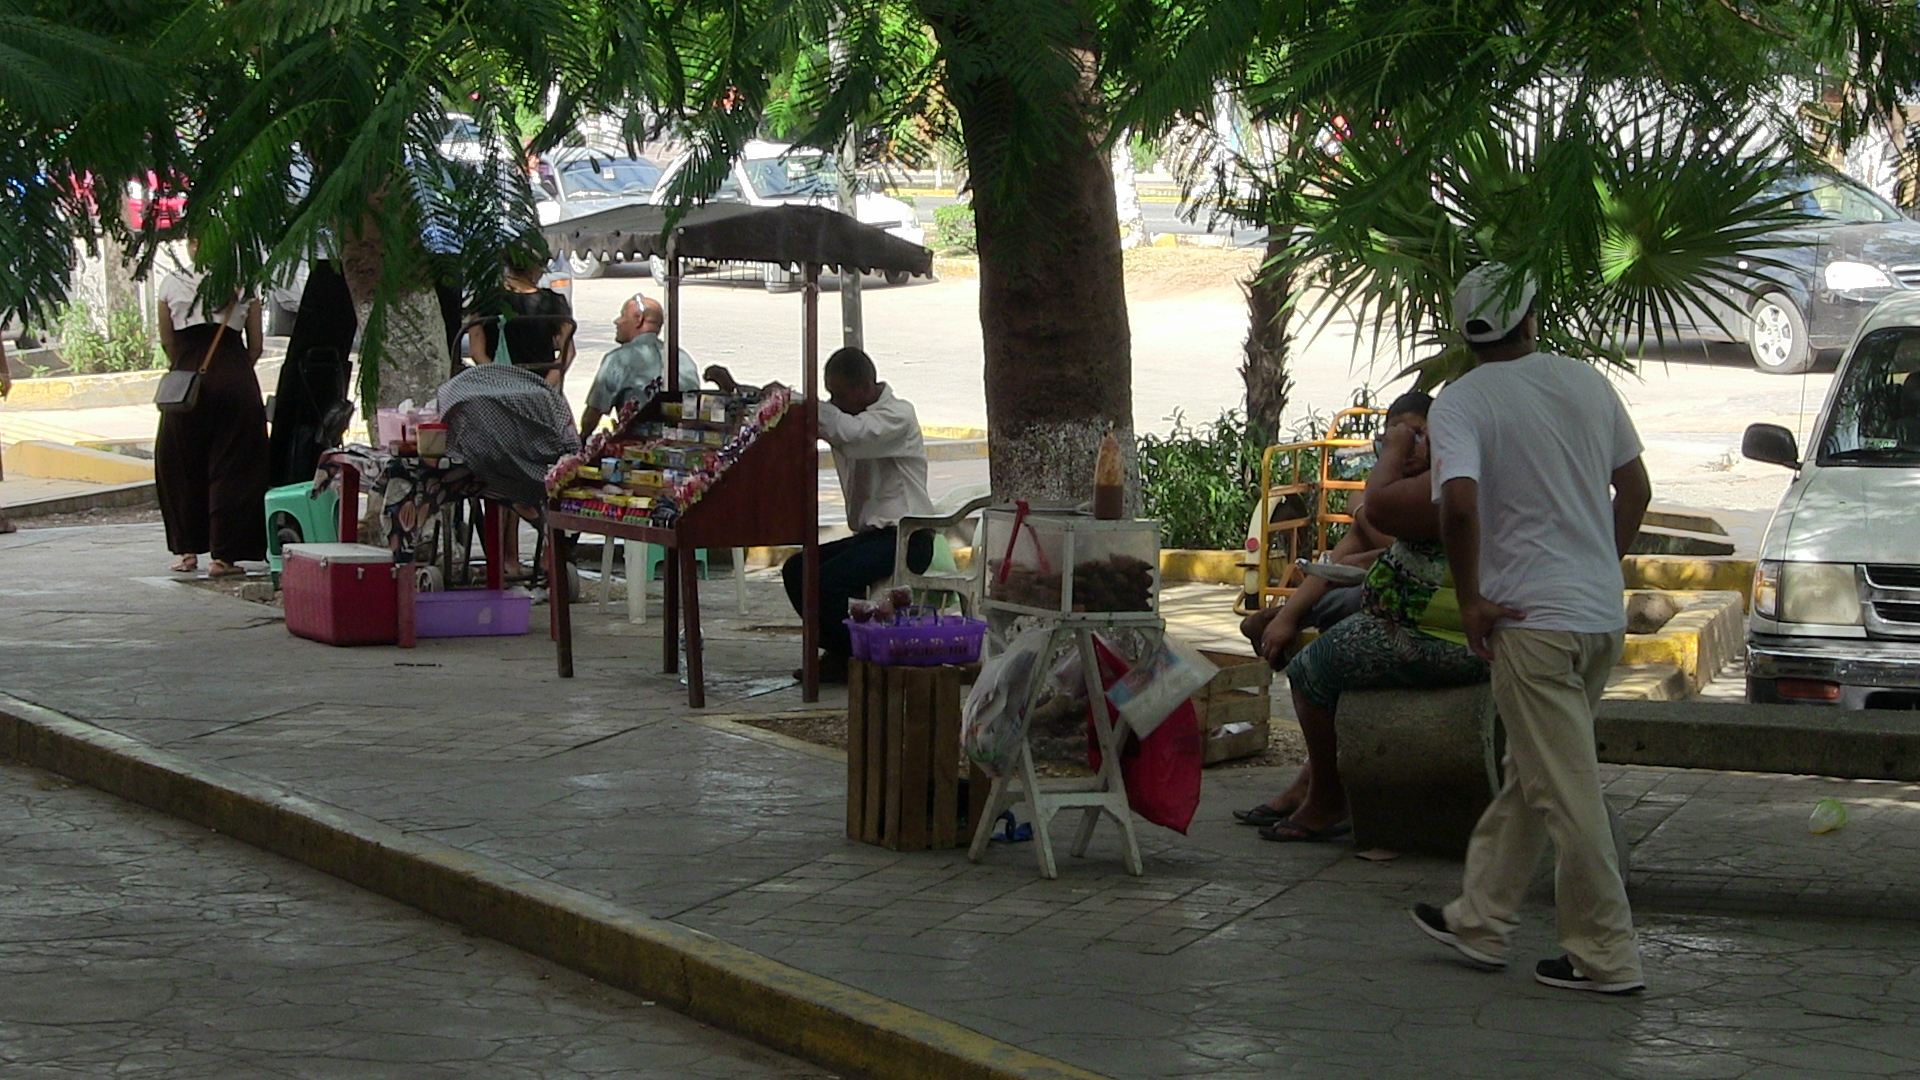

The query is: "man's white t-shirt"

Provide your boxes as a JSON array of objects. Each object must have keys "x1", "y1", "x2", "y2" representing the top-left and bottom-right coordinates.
[{"x1": 1428, "y1": 352, "x2": 1644, "y2": 633}]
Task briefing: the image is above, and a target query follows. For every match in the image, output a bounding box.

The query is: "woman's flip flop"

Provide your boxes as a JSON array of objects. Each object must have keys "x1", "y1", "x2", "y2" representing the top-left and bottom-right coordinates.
[{"x1": 1258, "y1": 819, "x2": 1352, "y2": 843}]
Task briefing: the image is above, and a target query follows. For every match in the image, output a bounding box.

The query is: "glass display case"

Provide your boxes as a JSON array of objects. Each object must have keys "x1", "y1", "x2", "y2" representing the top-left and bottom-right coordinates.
[{"x1": 979, "y1": 508, "x2": 1161, "y2": 616}]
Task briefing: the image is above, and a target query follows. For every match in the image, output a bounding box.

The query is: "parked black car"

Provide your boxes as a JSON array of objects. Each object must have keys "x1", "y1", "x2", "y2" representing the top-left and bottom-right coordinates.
[{"x1": 1678, "y1": 171, "x2": 1920, "y2": 374}]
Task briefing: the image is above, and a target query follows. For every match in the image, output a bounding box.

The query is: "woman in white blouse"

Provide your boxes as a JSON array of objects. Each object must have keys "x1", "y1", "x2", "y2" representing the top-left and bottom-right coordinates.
[{"x1": 153, "y1": 243, "x2": 269, "y2": 577}]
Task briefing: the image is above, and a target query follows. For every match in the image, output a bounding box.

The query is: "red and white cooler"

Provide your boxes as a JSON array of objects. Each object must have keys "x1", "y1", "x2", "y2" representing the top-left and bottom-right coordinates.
[{"x1": 282, "y1": 543, "x2": 400, "y2": 646}]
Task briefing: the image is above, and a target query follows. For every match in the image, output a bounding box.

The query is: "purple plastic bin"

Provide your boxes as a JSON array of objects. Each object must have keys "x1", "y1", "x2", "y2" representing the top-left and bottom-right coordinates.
[
  {"x1": 843, "y1": 614, "x2": 986, "y2": 666},
  {"x1": 415, "y1": 588, "x2": 533, "y2": 637}
]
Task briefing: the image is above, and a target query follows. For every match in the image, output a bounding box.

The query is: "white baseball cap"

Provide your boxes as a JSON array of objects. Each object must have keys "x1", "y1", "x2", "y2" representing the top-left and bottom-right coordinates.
[{"x1": 1452, "y1": 263, "x2": 1538, "y2": 344}]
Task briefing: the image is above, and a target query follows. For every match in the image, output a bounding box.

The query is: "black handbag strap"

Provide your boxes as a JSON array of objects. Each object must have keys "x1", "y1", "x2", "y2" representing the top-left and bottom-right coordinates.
[{"x1": 193, "y1": 296, "x2": 239, "y2": 374}]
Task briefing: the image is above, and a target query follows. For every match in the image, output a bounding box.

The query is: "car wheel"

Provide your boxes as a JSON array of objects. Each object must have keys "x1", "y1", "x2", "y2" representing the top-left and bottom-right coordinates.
[
  {"x1": 1747, "y1": 294, "x2": 1813, "y2": 375},
  {"x1": 566, "y1": 252, "x2": 606, "y2": 280},
  {"x1": 885, "y1": 270, "x2": 911, "y2": 286},
  {"x1": 648, "y1": 255, "x2": 670, "y2": 282}
]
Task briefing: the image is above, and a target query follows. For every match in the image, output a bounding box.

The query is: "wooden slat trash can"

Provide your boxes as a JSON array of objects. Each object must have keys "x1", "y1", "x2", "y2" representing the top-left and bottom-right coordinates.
[
  {"x1": 1194, "y1": 650, "x2": 1272, "y2": 765},
  {"x1": 847, "y1": 660, "x2": 989, "y2": 851}
]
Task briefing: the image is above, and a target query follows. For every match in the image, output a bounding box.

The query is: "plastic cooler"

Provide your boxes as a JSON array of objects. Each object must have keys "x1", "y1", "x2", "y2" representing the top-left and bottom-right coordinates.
[
  {"x1": 415, "y1": 589, "x2": 533, "y2": 637},
  {"x1": 282, "y1": 543, "x2": 399, "y2": 646}
]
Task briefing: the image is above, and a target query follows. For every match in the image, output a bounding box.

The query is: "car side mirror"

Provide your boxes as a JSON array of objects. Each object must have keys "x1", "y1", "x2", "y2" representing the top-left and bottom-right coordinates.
[{"x1": 1742, "y1": 422, "x2": 1801, "y2": 469}]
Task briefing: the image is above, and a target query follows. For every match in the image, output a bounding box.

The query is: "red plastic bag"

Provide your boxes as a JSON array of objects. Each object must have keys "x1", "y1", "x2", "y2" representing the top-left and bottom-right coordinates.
[{"x1": 1086, "y1": 636, "x2": 1204, "y2": 834}]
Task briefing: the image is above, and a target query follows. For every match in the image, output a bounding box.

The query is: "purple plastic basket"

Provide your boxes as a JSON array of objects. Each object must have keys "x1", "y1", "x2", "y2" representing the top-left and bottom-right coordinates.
[
  {"x1": 842, "y1": 615, "x2": 986, "y2": 666},
  {"x1": 415, "y1": 588, "x2": 532, "y2": 637}
]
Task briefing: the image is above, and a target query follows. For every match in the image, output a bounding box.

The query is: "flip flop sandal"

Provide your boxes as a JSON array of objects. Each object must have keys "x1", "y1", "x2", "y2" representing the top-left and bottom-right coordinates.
[
  {"x1": 169, "y1": 558, "x2": 198, "y2": 573},
  {"x1": 1233, "y1": 804, "x2": 1298, "y2": 827},
  {"x1": 207, "y1": 562, "x2": 248, "y2": 579},
  {"x1": 1258, "y1": 819, "x2": 1353, "y2": 843},
  {"x1": 990, "y1": 810, "x2": 1033, "y2": 843}
]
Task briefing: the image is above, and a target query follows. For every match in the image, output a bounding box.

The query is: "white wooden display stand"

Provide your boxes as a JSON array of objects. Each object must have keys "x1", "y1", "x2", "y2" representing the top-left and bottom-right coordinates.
[
  {"x1": 967, "y1": 511, "x2": 1162, "y2": 878},
  {"x1": 967, "y1": 612, "x2": 1160, "y2": 879}
]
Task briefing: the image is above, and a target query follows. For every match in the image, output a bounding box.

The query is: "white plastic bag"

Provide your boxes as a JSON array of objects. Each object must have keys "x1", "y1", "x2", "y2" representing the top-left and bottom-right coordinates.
[
  {"x1": 1104, "y1": 634, "x2": 1218, "y2": 739},
  {"x1": 963, "y1": 628, "x2": 1053, "y2": 777}
]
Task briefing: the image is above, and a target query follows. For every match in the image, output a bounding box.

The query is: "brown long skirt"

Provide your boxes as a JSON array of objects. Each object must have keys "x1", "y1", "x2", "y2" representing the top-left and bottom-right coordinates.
[{"x1": 154, "y1": 323, "x2": 270, "y2": 562}]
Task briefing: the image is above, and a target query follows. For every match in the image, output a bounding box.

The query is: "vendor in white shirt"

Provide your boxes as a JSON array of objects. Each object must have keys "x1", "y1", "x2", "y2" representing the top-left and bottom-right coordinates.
[{"x1": 707, "y1": 347, "x2": 934, "y2": 683}]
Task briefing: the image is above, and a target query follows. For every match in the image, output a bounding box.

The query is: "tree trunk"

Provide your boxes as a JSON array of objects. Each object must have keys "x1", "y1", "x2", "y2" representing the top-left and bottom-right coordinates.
[
  {"x1": 338, "y1": 209, "x2": 451, "y2": 417},
  {"x1": 1243, "y1": 235, "x2": 1294, "y2": 447},
  {"x1": 925, "y1": 4, "x2": 1134, "y2": 508}
]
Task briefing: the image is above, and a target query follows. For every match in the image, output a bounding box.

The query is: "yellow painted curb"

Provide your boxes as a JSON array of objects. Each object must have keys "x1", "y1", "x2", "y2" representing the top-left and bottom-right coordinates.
[
  {"x1": 1622, "y1": 556, "x2": 1756, "y2": 608},
  {"x1": 4, "y1": 440, "x2": 154, "y2": 483},
  {"x1": 0, "y1": 693, "x2": 1111, "y2": 1080},
  {"x1": 1619, "y1": 591, "x2": 1745, "y2": 694},
  {"x1": 1160, "y1": 549, "x2": 1243, "y2": 585}
]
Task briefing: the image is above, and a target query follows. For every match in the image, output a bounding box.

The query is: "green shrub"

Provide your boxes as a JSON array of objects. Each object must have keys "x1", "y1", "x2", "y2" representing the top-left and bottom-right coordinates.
[
  {"x1": 933, "y1": 203, "x2": 976, "y2": 253},
  {"x1": 1137, "y1": 409, "x2": 1264, "y2": 551},
  {"x1": 51, "y1": 300, "x2": 166, "y2": 374}
]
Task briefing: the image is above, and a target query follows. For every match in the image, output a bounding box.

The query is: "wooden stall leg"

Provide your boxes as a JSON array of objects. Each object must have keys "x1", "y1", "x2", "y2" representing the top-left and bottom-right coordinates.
[
  {"x1": 550, "y1": 526, "x2": 574, "y2": 678},
  {"x1": 483, "y1": 503, "x2": 505, "y2": 591},
  {"x1": 733, "y1": 547, "x2": 749, "y2": 616},
  {"x1": 662, "y1": 545, "x2": 680, "y2": 674},
  {"x1": 339, "y1": 464, "x2": 359, "y2": 542},
  {"x1": 680, "y1": 544, "x2": 705, "y2": 709},
  {"x1": 395, "y1": 558, "x2": 416, "y2": 649},
  {"x1": 801, "y1": 537, "x2": 820, "y2": 702}
]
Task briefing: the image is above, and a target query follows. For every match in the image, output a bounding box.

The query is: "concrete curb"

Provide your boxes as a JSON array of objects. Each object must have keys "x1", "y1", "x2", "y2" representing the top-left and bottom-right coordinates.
[
  {"x1": 0, "y1": 692, "x2": 1109, "y2": 1080},
  {"x1": 0, "y1": 479, "x2": 157, "y2": 519},
  {"x1": 4, "y1": 440, "x2": 155, "y2": 484},
  {"x1": 2, "y1": 357, "x2": 283, "y2": 411},
  {"x1": 1619, "y1": 591, "x2": 1745, "y2": 695}
]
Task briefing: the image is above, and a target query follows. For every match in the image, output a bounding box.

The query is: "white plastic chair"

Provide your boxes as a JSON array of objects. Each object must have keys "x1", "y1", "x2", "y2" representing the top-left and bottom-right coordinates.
[
  {"x1": 876, "y1": 484, "x2": 996, "y2": 616},
  {"x1": 600, "y1": 539, "x2": 748, "y2": 622}
]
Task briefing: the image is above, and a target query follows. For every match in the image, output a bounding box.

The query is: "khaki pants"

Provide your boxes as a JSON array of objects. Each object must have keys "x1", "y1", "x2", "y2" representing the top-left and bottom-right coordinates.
[{"x1": 1443, "y1": 628, "x2": 1641, "y2": 983}]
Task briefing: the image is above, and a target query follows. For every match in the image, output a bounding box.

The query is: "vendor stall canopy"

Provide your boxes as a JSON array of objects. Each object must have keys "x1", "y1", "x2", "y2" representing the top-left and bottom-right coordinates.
[{"x1": 541, "y1": 203, "x2": 933, "y2": 278}]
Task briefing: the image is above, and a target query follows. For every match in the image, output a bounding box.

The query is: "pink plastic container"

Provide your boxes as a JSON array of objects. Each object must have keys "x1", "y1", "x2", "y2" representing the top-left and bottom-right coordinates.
[
  {"x1": 843, "y1": 615, "x2": 987, "y2": 666},
  {"x1": 414, "y1": 589, "x2": 533, "y2": 637}
]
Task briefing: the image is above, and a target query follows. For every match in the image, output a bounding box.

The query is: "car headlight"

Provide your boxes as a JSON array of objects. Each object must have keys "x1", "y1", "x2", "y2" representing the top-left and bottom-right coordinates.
[
  {"x1": 1823, "y1": 260, "x2": 1896, "y2": 291},
  {"x1": 1759, "y1": 560, "x2": 1862, "y2": 625}
]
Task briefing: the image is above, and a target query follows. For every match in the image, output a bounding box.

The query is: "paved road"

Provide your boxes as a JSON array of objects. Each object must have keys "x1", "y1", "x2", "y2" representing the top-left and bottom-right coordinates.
[{"x1": 0, "y1": 760, "x2": 828, "y2": 1080}]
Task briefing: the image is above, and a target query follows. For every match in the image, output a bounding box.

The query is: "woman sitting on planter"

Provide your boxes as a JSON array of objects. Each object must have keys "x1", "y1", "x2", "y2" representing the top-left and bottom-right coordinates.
[{"x1": 1233, "y1": 393, "x2": 1490, "y2": 842}]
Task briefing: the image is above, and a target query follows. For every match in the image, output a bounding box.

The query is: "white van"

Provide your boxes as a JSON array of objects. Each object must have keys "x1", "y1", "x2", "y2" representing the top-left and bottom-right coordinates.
[{"x1": 1741, "y1": 291, "x2": 1920, "y2": 708}]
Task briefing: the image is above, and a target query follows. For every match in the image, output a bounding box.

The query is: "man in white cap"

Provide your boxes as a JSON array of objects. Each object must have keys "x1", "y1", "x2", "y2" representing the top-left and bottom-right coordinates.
[{"x1": 1408, "y1": 263, "x2": 1653, "y2": 994}]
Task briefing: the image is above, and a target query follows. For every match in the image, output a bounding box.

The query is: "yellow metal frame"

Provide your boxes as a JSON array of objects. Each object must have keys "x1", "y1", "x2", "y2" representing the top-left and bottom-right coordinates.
[{"x1": 1240, "y1": 407, "x2": 1387, "y2": 616}]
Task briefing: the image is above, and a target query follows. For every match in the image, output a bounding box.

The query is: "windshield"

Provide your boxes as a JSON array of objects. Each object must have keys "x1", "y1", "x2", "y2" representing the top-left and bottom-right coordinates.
[
  {"x1": 556, "y1": 158, "x2": 659, "y2": 199},
  {"x1": 1764, "y1": 173, "x2": 1903, "y2": 226},
  {"x1": 741, "y1": 154, "x2": 835, "y2": 199},
  {"x1": 1819, "y1": 327, "x2": 1920, "y2": 465}
]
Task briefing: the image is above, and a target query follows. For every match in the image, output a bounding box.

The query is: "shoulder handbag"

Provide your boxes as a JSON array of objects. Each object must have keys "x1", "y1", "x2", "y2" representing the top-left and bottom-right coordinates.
[{"x1": 153, "y1": 311, "x2": 234, "y2": 415}]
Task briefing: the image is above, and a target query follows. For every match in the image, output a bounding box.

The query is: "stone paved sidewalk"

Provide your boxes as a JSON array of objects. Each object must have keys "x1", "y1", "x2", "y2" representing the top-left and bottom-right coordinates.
[
  {"x1": 0, "y1": 760, "x2": 828, "y2": 1080},
  {"x1": 5, "y1": 522, "x2": 1920, "y2": 1078}
]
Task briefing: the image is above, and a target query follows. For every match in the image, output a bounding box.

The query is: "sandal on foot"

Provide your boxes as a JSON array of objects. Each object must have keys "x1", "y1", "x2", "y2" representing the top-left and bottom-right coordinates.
[
  {"x1": 1233, "y1": 804, "x2": 1298, "y2": 827},
  {"x1": 207, "y1": 560, "x2": 247, "y2": 579},
  {"x1": 1259, "y1": 818, "x2": 1352, "y2": 843},
  {"x1": 170, "y1": 556, "x2": 199, "y2": 573}
]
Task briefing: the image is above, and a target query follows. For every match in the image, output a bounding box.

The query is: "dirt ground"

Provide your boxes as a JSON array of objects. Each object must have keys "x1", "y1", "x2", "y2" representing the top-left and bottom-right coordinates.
[{"x1": 1121, "y1": 246, "x2": 1263, "y2": 302}]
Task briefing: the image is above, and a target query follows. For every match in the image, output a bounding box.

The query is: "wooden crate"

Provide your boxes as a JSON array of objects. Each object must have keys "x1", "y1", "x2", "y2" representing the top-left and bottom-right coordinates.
[
  {"x1": 846, "y1": 661, "x2": 990, "y2": 851},
  {"x1": 1194, "y1": 649, "x2": 1272, "y2": 765}
]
